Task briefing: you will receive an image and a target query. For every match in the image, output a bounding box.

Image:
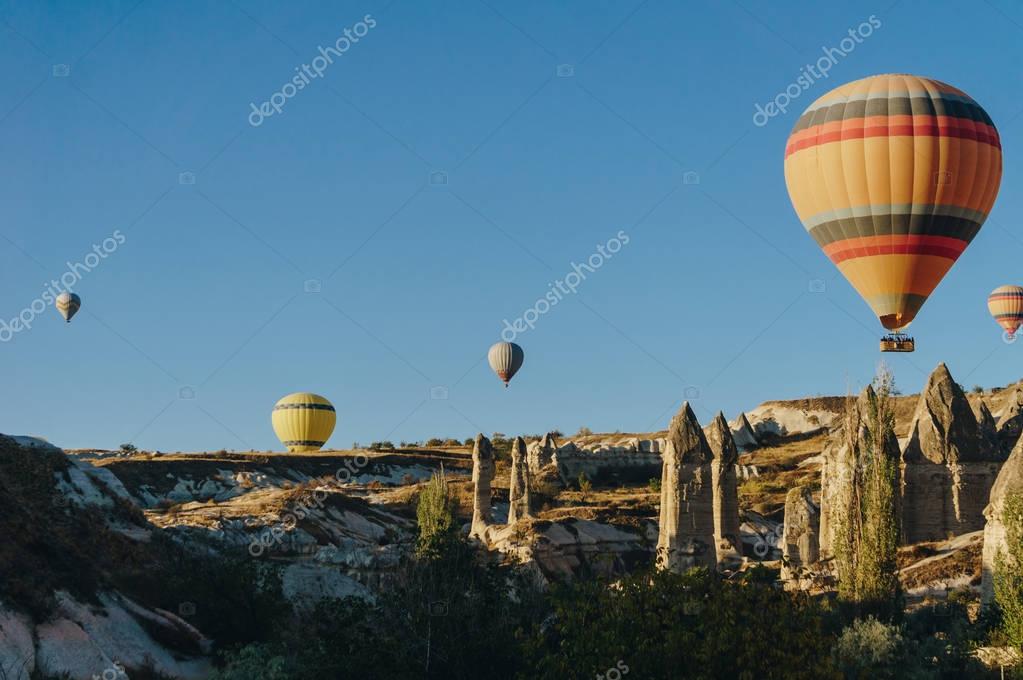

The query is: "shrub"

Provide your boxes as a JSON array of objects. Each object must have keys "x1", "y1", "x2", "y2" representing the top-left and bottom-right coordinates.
[
  {"x1": 417, "y1": 470, "x2": 456, "y2": 557},
  {"x1": 577, "y1": 472, "x2": 592, "y2": 495},
  {"x1": 832, "y1": 617, "x2": 903, "y2": 679},
  {"x1": 576, "y1": 427, "x2": 592, "y2": 436},
  {"x1": 119, "y1": 443, "x2": 137, "y2": 453}
]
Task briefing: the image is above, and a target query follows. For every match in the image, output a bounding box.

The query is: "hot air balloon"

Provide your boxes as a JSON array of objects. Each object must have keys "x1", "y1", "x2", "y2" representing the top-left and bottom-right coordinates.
[
  {"x1": 55, "y1": 292, "x2": 81, "y2": 323},
  {"x1": 988, "y1": 285, "x2": 1023, "y2": 339},
  {"x1": 784, "y1": 74, "x2": 1002, "y2": 353},
  {"x1": 271, "y1": 393, "x2": 336, "y2": 452},
  {"x1": 488, "y1": 341, "x2": 523, "y2": 387}
]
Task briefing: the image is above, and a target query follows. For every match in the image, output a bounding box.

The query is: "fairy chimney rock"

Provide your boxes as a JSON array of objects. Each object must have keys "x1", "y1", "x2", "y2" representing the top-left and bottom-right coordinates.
[
  {"x1": 657, "y1": 402, "x2": 716, "y2": 573},
  {"x1": 902, "y1": 363, "x2": 1004, "y2": 543},
  {"x1": 527, "y1": 432, "x2": 558, "y2": 474},
  {"x1": 705, "y1": 412, "x2": 742, "y2": 569},
  {"x1": 508, "y1": 436, "x2": 532, "y2": 524},
  {"x1": 470, "y1": 434, "x2": 495, "y2": 538},
  {"x1": 781, "y1": 486, "x2": 820, "y2": 579}
]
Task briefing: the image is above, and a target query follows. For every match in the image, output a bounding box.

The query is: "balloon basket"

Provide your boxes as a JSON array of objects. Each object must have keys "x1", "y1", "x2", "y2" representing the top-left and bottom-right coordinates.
[{"x1": 880, "y1": 334, "x2": 915, "y2": 353}]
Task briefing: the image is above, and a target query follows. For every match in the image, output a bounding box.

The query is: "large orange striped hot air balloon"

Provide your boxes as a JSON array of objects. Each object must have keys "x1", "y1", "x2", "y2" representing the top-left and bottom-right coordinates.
[
  {"x1": 784, "y1": 74, "x2": 1002, "y2": 352},
  {"x1": 988, "y1": 285, "x2": 1023, "y2": 338}
]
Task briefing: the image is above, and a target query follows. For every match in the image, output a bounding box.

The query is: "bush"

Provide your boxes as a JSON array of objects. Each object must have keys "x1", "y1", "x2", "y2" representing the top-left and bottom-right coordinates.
[
  {"x1": 417, "y1": 470, "x2": 456, "y2": 557},
  {"x1": 426, "y1": 438, "x2": 444, "y2": 447},
  {"x1": 832, "y1": 617, "x2": 903, "y2": 679},
  {"x1": 576, "y1": 427, "x2": 592, "y2": 436},
  {"x1": 577, "y1": 472, "x2": 592, "y2": 495},
  {"x1": 119, "y1": 443, "x2": 137, "y2": 453}
]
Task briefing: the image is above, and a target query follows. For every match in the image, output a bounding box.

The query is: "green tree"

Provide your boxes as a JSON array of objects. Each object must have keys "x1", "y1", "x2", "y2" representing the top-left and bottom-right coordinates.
[
  {"x1": 523, "y1": 567, "x2": 837, "y2": 680},
  {"x1": 416, "y1": 469, "x2": 457, "y2": 557},
  {"x1": 995, "y1": 492, "x2": 1023, "y2": 647},
  {"x1": 834, "y1": 365, "x2": 902, "y2": 620}
]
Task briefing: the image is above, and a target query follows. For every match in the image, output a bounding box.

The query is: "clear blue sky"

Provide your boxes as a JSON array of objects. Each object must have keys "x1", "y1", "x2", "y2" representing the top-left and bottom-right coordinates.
[{"x1": 3, "y1": 0, "x2": 1023, "y2": 452}]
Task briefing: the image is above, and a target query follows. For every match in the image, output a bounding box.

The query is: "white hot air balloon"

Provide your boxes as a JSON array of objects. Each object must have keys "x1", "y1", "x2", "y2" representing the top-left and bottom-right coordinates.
[
  {"x1": 488, "y1": 341, "x2": 524, "y2": 387},
  {"x1": 55, "y1": 292, "x2": 81, "y2": 323}
]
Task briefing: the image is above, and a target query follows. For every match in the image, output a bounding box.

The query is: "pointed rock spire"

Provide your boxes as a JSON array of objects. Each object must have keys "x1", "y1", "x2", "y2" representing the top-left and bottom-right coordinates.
[
  {"x1": 996, "y1": 384, "x2": 1023, "y2": 454},
  {"x1": 903, "y1": 362, "x2": 996, "y2": 464},
  {"x1": 470, "y1": 434, "x2": 495, "y2": 539},
  {"x1": 657, "y1": 402, "x2": 716, "y2": 573},
  {"x1": 508, "y1": 436, "x2": 532, "y2": 524},
  {"x1": 705, "y1": 412, "x2": 742, "y2": 569},
  {"x1": 730, "y1": 412, "x2": 760, "y2": 451}
]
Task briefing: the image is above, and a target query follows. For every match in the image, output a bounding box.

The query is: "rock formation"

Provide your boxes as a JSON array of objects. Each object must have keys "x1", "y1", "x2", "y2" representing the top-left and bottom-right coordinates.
[
  {"x1": 705, "y1": 412, "x2": 742, "y2": 569},
  {"x1": 656, "y1": 402, "x2": 716, "y2": 572},
  {"x1": 527, "y1": 432, "x2": 558, "y2": 474},
  {"x1": 982, "y1": 434, "x2": 1023, "y2": 605},
  {"x1": 781, "y1": 486, "x2": 819, "y2": 579},
  {"x1": 470, "y1": 434, "x2": 495, "y2": 538},
  {"x1": 974, "y1": 399, "x2": 1000, "y2": 455},
  {"x1": 819, "y1": 386, "x2": 901, "y2": 557},
  {"x1": 730, "y1": 412, "x2": 759, "y2": 451},
  {"x1": 508, "y1": 436, "x2": 532, "y2": 524},
  {"x1": 902, "y1": 363, "x2": 1004, "y2": 543},
  {"x1": 996, "y1": 384, "x2": 1023, "y2": 454}
]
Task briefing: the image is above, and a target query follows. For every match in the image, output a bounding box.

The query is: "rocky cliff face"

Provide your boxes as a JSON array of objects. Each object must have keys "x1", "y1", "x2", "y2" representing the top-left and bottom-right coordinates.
[
  {"x1": 982, "y1": 434, "x2": 1023, "y2": 605},
  {"x1": 656, "y1": 402, "x2": 715, "y2": 573},
  {"x1": 0, "y1": 435, "x2": 212, "y2": 680},
  {"x1": 996, "y1": 384, "x2": 1023, "y2": 454},
  {"x1": 705, "y1": 412, "x2": 742, "y2": 569},
  {"x1": 781, "y1": 486, "x2": 819, "y2": 580},
  {"x1": 902, "y1": 364, "x2": 1005, "y2": 543},
  {"x1": 527, "y1": 433, "x2": 558, "y2": 474}
]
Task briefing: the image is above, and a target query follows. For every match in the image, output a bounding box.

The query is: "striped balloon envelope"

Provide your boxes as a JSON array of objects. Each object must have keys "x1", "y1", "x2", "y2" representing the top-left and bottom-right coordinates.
[
  {"x1": 988, "y1": 285, "x2": 1023, "y2": 337},
  {"x1": 785, "y1": 74, "x2": 1002, "y2": 334},
  {"x1": 271, "y1": 392, "x2": 336, "y2": 452},
  {"x1": 488, "y1": 341, "x2": 524, "y2": 387},
  {"x1": 55, "y1": 292, "x2": 81, "y2": 322}
]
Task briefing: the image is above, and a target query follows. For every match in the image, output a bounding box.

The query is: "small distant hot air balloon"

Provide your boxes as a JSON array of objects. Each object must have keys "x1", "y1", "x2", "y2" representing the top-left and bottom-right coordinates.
[
  {"x1": 988, "y1": 285, "x2": 1023, "y2": 339},
  {"x1": 785, "y1": 74, "x2": 1002, "y2": 353},
  {"x1": 271, "y1": 393, "x2": 336, "y2": 452},
  {"x1": 55, "y1": 292, "x2": 81, "y2": 323},
  {"x1": 488, "y1": 341, "x2": 524, "y2": 387}
]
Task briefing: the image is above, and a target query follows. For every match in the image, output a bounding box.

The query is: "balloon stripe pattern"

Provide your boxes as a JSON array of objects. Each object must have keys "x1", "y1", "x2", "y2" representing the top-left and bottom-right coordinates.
[
  {"x1": 271, "y1": 393, "x2": 336, "y2": 452},
  {"x1": 55, "y1": 292, "x2": 81, "y2": 323},
  {"x1": 488, "y1": 341, "x2": 524, "y2": 386},
  {"x1": 988, "y1": 285, "x2": 1023, "y2": 336},
  {"x1": 785, "y1": 74, "x2": 1002, "y2": 332}
]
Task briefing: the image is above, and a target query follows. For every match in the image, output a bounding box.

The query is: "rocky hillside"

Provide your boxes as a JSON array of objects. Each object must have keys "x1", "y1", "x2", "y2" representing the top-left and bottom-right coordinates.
[{"x1": 5, "y1": 364, "x2": 1021, "y2": 678}]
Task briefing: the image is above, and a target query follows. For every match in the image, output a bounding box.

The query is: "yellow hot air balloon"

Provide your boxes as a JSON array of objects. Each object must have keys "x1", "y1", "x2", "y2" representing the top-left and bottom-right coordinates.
[
  {"x1": 271, "y1": 393, "x2": 336, "y2": 452},
  {"x1": 988, "y1": 285, "x2": 1023, "y2": 338},
  {"x1": 784, "y1": 74, "x2": 1002, "y2": 352}
]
